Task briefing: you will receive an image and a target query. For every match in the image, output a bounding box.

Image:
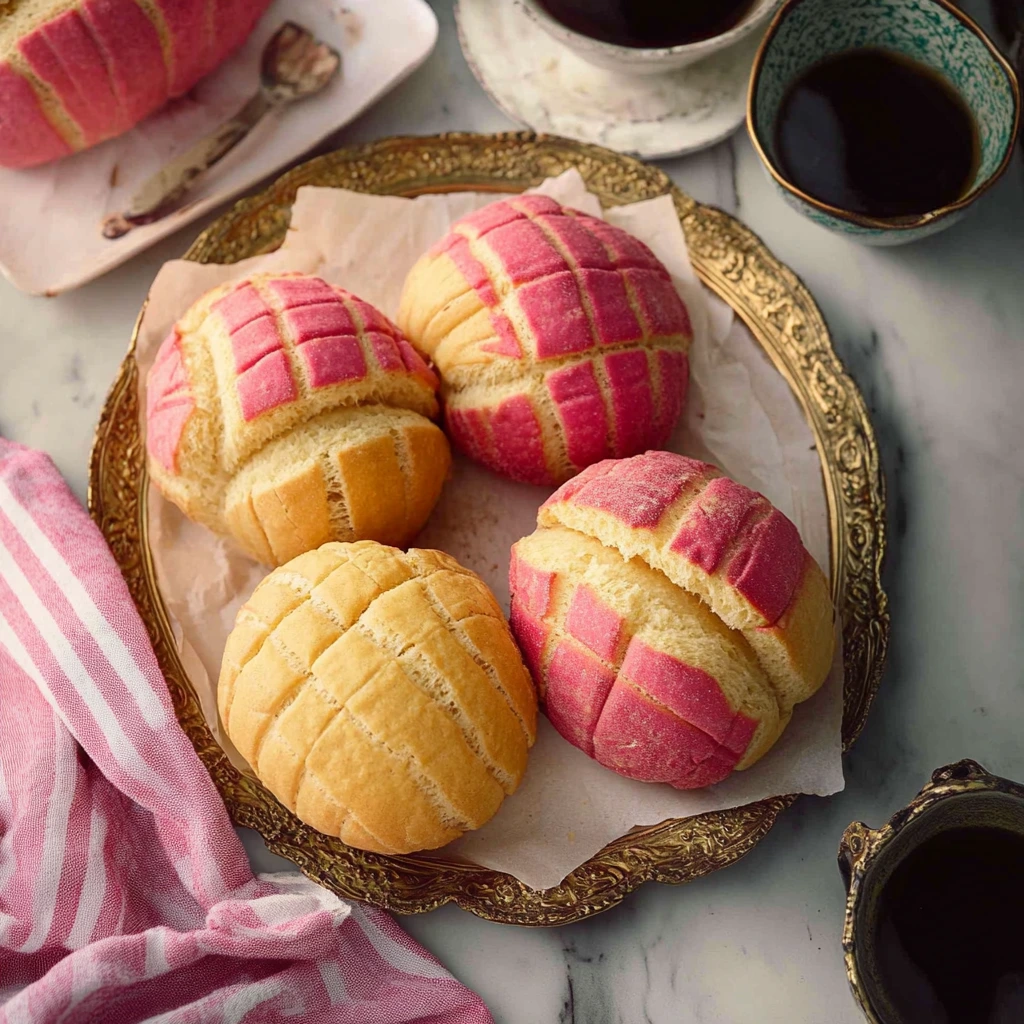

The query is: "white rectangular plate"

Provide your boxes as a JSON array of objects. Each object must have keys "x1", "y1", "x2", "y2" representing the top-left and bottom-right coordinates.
[{"x1": 0, "y1": 0, "x2": 437, "y2": 295}]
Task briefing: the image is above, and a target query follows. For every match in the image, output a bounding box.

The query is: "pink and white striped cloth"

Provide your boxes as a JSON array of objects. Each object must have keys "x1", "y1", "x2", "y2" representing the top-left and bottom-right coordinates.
[{"x1": 0, "y1": 439, "x2": 492, "y2": 1024}]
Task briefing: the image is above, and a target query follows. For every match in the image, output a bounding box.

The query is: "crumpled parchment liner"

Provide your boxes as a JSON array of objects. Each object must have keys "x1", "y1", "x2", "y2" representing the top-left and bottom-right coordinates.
[{"x1": 135, "y1": 171, "x2": 844, "y2": 890}]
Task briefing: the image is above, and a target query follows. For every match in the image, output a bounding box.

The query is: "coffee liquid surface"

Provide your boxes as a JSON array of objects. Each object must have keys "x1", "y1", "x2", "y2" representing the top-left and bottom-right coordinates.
[
  {"x1": 873, "y1": 826, "x2": 1024, "y2": 1023},
  {"x1": 774, "y1": 49, "x2": 978, "y2": 218}
]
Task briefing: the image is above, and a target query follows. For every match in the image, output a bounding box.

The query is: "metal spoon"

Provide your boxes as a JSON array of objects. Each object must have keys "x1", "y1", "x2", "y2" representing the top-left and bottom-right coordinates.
[{"x1": 102, "y1": 22, "x2": 340, "y2": 239}]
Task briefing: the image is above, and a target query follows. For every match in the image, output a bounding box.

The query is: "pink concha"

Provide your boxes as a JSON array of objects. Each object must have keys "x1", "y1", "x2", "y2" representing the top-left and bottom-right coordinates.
[
  {"x1": 1, "y1": 0, "x2": 273, "y2": 169},
  {"x1": 398, "y1": 196, "x2": 694, "y2": 485},
  {"x1": 510, "y1": 450, "x2": 835, "y2": 788}
]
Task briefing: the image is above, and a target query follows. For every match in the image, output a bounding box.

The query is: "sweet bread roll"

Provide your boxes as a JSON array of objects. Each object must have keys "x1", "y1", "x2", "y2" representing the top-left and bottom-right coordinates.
[
  {"x1": 146, "y1": 273, "x2": 451, "y2": 565},
  {"x1": 397, "y1": 195, "x2": 692, "y2": 486},
  {"x1": 0, "y1": 0, "x2": 271, "y2": 168},
  {"x1": 510, "y1": 451, "x2": 834, "y2": 789},
  {"x1": 219, "y1": 541, "x2": 538, "y2": 854}
]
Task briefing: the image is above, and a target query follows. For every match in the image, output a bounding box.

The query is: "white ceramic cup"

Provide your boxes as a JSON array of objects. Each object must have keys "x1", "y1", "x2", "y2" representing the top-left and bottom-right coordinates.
[{"x1": 518, "y1": 0, "x2": 781, "y2": 75}]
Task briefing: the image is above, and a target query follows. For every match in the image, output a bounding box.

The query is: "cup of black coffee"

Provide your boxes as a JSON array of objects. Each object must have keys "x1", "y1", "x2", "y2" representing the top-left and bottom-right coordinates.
[
  {"x1": 840, "y1": 760, "x2": 1024, "y2": 1023},
  {"x1": 519, "y1": 0, "x2": 781, "y2": 74},
  {"x1": 747, "y1": 0, "x2": 1020, "y2": 244}
]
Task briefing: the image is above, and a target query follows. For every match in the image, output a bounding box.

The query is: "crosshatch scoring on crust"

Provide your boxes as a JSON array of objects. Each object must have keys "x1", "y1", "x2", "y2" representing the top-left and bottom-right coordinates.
[
  {"x1": 144, "y1": 273, "x2": 451, "y2": 566},
  {"x1": 398, "y1": 195, "x2": 694, "y2": 486},
  {"x1": 511, "y1": 450, "x2": 836, "y2": 789},
  {"x1": 219, "y1": 540, "x2": 539, "y2": 855}
]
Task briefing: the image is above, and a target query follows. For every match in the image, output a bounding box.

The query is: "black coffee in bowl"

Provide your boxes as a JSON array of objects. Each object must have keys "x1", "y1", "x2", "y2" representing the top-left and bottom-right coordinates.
[
  {"x1": 870, "y1": 826, "x2": 1024, "y2": 1023},
  {"x1": 537, "y1": 0, "x2": 757, "y2": 47},
  {"x1": 774, "y1": 49, "x2": 978, "y2": 219}
]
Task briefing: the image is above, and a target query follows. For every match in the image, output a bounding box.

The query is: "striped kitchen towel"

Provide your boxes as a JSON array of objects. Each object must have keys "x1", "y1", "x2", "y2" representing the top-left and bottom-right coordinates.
[{"x1": 0, "y1": 439, "x2": 492, "y2": 1024}]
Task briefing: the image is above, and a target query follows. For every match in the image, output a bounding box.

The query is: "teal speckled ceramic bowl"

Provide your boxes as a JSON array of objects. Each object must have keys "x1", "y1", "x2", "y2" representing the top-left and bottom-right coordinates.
[{"x1": 747, "y1": 0, "x2": 1020, "y2": 244}]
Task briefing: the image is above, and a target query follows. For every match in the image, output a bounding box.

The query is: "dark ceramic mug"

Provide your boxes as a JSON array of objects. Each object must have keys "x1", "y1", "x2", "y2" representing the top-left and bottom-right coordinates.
[{"x1": 839, "y1": 759, "x2": 1024, "y2": 1023}]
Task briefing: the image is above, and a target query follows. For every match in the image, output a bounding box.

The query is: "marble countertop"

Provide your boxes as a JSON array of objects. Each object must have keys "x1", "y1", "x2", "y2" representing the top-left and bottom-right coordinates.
[{"x1": 3, "y1": 1, "x2": 1023, "y2": 1021}]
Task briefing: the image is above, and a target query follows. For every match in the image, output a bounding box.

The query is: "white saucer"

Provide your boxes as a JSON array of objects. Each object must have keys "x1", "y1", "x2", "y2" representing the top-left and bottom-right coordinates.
[{"x1": 455, "y1": 0, "x2": 762, "y2": 160}]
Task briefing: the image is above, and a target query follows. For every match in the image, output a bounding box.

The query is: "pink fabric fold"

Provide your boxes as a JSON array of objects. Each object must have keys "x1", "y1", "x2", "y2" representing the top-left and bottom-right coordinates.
[{"x1": 0, "y1": 439, "x2": 491, "y2": 1024}]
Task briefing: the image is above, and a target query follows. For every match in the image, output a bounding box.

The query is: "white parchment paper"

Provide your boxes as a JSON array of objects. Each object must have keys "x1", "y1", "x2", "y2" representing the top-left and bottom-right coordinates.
[{"x1": 135, "y1": 171, "x2": 844, "y2": 890}]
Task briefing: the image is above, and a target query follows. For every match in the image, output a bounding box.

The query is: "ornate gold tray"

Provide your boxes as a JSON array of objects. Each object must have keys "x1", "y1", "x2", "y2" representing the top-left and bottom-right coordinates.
[{"x1": 89, "y1": 132, "x2": 888, "y2": 926}]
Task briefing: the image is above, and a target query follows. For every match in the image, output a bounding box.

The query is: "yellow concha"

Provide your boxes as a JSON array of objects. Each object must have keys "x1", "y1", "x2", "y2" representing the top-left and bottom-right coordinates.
[{"x1": 219, "y1": 541, "x2": 538, "y2": 855}]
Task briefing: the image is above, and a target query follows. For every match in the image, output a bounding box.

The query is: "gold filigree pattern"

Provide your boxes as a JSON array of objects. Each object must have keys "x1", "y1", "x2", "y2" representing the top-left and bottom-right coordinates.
[{"x1": 89, "y1": 132, "x2": 888, "y2": 926}]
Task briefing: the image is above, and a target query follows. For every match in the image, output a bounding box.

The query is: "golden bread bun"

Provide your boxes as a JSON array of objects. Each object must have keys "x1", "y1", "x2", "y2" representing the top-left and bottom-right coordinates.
[
  {"x1": 219, "y1": 541, "x2": 538, "y2": 854},
  {"x1": 510, "y1": 451, "x2": 834, "y2": 789},
  {"x1": 146, "y1": 273, "x2": 451, "y2": 565},
  {"x1": 397, "y1": 195, "x2": 692, "y2": 485}
]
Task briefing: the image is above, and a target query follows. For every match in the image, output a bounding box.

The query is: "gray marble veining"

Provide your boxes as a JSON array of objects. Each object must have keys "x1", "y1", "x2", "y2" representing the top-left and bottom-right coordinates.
[{"x1": 2, "y1": 1, "x2": 1023, "y2": 1021}]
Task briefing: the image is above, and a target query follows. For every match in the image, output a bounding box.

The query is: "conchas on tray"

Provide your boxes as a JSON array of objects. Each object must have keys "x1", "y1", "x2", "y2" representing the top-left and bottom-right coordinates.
[{"x1": 97, "y1": 138, "x2": 886, "y2": 908}]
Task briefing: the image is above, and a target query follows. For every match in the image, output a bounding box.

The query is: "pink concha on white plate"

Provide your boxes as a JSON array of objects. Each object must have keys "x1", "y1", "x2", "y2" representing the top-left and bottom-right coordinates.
[
  {"x1": 509, "y1": 451, "x2": 836, "y2": 789},
  {"x1": 0, "y1": 0, "x2": 272, "y2": 168},
  {"x1": 0, "y1": 0, "x2": 439, "y2": 296}
]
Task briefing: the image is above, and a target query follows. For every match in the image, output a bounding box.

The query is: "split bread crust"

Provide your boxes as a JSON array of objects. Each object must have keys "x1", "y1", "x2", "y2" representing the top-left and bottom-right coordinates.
[{"x1": 510, "y1": 451, "x2": 835, "y2": 789}]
